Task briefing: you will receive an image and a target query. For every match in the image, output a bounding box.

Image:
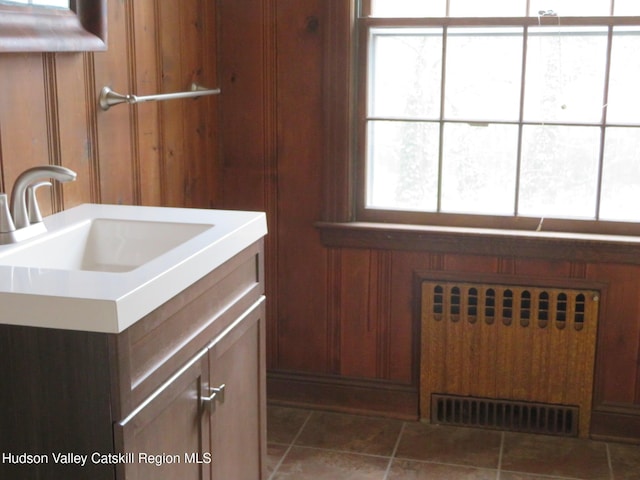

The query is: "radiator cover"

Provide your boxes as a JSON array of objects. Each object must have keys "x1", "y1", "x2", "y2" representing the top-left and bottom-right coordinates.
[{"x1": 421, "y1": 280, "x2": 600, "y2": 438}]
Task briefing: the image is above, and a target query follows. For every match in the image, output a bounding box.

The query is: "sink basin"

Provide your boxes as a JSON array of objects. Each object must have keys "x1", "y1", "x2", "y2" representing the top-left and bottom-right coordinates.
[
  {"x1": 0, "y1": 203, "x2": 267, "y2": 333},
  {"x1": 0, "y1": 218, "x2": 212, "y2": 272}
]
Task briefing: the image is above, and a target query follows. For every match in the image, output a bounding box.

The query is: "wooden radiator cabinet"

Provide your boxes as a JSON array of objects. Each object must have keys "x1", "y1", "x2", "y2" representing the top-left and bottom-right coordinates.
[{"x1": 0, "y1": 240, "x2": 266, "y2": 480}]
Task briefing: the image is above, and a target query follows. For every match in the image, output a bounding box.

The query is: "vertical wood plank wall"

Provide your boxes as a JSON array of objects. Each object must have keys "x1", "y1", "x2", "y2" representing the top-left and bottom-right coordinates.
[
  {"x1": 0, "y1": 0, "x2": 638, "y2": 442},
  {"x1": 0, "y1": 0, "x2": 219, "y2": 212}
]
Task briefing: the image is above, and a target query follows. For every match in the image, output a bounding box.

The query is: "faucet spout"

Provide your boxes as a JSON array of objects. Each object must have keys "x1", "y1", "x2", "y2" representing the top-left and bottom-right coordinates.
[{"x1": 9, "y1": 165, "x2": 77, "y2": 229}]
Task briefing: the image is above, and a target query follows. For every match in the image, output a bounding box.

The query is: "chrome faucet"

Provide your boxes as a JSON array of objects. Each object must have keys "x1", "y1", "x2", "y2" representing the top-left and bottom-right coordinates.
[{"x1": 0, "y1": 165, "x2": 77, "y2": 245}]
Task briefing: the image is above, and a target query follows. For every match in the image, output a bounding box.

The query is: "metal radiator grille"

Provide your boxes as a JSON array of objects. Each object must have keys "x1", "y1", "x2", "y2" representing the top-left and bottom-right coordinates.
[
  {"x1": 421, "y1": 280, "x2": 600, "y2": 438},
  {"x1": 432, "y1": 394, "x2": 579, "y2": 437}
]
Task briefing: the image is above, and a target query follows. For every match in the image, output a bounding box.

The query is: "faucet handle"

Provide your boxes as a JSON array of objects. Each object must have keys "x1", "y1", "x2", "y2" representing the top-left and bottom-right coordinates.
[{"x1": 26, "y1": 181, "x2": 52, "y2": 224}]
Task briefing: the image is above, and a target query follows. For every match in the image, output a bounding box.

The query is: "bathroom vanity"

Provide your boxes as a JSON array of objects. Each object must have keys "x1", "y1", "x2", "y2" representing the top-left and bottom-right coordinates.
[{"x1": 0, "y1": 204, "x2": 267, "y2": 480}]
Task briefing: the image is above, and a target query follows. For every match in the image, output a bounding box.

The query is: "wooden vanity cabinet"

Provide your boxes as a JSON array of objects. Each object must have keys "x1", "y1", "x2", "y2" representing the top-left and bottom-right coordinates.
[
  {"x1": 0, "y1": 240, "x2": 266, "y2": 480},
  {"x1": 114, "y1": 298, "x2": 266, "y2": 480},
  {"x1": 208, "y1": 299, "x2": 266, "y2": 479}
]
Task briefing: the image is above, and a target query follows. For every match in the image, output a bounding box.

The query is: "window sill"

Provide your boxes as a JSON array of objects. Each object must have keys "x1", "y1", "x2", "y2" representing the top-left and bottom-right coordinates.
[{"x1": 316, "y1": 221, "x2": 640, "y2": 265}]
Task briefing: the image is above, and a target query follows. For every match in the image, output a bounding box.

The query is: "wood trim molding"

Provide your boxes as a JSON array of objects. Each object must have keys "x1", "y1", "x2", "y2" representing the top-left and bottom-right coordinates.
[
  {"x1": 263, "y1": 0, "x2": 280, "y2": 371},
  {"x1": 267, "y1": 370, "x2": 419, "y2": 420},
  {"x1": 322, "y1": 0, "x2": 356, "y2": 222},
  {"x1": 317, "y1": 221, "x2": 640, "y2": 265},
  {"x1": 591, "y1": 407, "x2": 640, "y2": 444}
]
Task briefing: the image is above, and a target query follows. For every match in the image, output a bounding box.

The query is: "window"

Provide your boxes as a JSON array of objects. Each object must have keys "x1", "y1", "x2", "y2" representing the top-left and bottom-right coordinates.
[{"x1": 357, "y1": 0, "x2": 640, "y2": 234}]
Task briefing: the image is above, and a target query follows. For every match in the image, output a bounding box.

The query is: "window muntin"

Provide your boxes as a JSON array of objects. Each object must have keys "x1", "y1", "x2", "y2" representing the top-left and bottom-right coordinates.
[
  {"x1": 369, "y1": 0, "x2": 640, "y2": 17},
  {"x1": 359, "y1": 2, "x2": 640, "y2": 231}
]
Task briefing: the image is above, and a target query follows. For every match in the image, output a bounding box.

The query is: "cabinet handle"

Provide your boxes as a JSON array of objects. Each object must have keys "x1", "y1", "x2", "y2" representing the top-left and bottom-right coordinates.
[{"x1": 203, "y1": 384, "x2": 226, "y2": 403}]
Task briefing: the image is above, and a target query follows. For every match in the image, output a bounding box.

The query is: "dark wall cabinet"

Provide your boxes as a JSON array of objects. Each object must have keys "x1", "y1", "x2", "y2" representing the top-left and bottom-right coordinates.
[{"x1": 0, "y1": 241, "x2": 266, "y2": 480}]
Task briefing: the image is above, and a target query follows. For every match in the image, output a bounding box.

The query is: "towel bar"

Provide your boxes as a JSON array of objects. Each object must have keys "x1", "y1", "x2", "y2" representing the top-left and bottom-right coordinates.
[{"x1": 99, "y1": 83, "x2": 220, "y2": 111}]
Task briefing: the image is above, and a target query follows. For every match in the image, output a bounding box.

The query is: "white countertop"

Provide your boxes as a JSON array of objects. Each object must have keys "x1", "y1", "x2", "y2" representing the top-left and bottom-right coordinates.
[{"x1": 0, "y1": 204, "x2": 267, "y2": 333}]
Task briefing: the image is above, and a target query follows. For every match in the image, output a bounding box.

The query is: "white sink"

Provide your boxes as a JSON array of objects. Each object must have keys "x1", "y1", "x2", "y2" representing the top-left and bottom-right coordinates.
[
  {"x1": 0, "y1": 204, "x2": 267, "y2": 333},
  {"x1": 0, "y1": 218, "x2": 212, "y2": 272}
]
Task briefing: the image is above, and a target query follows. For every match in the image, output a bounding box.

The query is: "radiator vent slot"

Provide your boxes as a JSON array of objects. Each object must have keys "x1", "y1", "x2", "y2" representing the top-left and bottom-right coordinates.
[
  {"x1": 421, "y1": 279, "x2": 600, "y2": 438},
  {"x1": 432, "y1": 394, "x2": 579, "y2": 437}
]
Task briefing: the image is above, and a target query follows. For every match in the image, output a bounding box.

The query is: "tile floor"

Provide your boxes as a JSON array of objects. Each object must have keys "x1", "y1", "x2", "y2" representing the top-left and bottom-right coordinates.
[{"x1": 267, "y1": 406, "x2": 640, "y2": 480}]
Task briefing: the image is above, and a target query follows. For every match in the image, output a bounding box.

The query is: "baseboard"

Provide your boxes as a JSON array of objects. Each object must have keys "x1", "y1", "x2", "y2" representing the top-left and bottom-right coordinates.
[
  {"x1": 267, "y1": 371, "x2": 640, "y2": 443},
  {"x1": 590, "y1": 405, "x2": 640, "y2": 444},
  {"x1": 267, "y1": 371, "x2": 419, "y2": 420}
]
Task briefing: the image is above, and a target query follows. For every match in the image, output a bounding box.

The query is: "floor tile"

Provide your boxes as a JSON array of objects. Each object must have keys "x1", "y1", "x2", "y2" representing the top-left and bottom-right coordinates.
[
  {"x1": 387, "y1": 459, "x2": 497, "y2": 479},
  {"x1": 267, "y1": 406, "x2": 311, "y2": 444},
  {"x1": 395, "y1": 422, "x2": 502, "y2": 469},
  {"x1": 501, "y1": 433, "x2": 610, "y2": 480},
  {"x1": 270, "y1": 446, "x2": 389, "y2": 480},
  {"x1": 609, "y1": 443, "x2": 640, "y2": 480},
  {"x1": 295, "y1": 411, "x2": 404, "y2": 456},
  {"x1": 267, "y1": 443, "x2": 289, "y2": 477}
]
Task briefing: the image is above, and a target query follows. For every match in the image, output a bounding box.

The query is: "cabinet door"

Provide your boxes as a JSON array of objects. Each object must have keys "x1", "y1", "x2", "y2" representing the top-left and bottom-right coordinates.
[
  {"x1": 114, "y1": 348, "x2": 211, "y2": 480},
  {"x1": 208, "y1": 297, "x2": 267, "y2": 480}
]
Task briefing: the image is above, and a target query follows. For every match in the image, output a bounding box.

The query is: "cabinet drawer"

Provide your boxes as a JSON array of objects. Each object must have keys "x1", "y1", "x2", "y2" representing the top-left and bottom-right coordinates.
[{"x1": 113, "y1": 240, "x2": 264, "y2": 417}]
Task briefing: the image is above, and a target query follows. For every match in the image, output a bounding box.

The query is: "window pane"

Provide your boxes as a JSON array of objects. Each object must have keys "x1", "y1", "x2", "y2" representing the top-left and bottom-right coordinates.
[
  {"x1": 523, "y1": 27, "x2": 608, "y2": 124},
  {"x1": 370, "y1": 0, "x2": 445, "y2": 17},
  {"x1": 528, "y1": 0, "x2": 611, "y2": 16},
  {"x1": 519, "y1": 126, "x2": 600, "y2": 219},
  {"x1": 600, "y1": 128, "x2": 640, "y2": 221},
  {"x1": 369, "y1": 29, "x2": 443, "y2": 119},
  {"x1": 444, "y1": 28, "x2": 523, "y2": 121},
  {"x1": 607, "y1": 27, "x2": 640, "y2": 124},
  {"x1": 614, "y1": 0, "x2": 640, "y2": 15},
  {"x1": 449, "y1": 0, "x2": 527, "y2": 17},
  {"x1": 366, "y1": 120, "x2": 440, "y2": 211},
  {"x1": 441, "y1": 123, "x2": 518, "y2": 215}
]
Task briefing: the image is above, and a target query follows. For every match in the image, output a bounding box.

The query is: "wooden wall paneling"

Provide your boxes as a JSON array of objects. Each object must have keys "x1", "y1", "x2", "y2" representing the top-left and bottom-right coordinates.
[
  {"x1": 0, "y1": 54, "x2": 51, "y2": 211},
  {"x1": 93, "y1": 0, "x2": 136, "y2": 205},
  {"x1": 514, "y1": 257, "x2": 573, "y2": 278},
  {"x1": 181, "y1": 0, "x2": 215, "y2": 208},
  {"x1": 216, "y1": 0, "x2": 278, "y2": 364},
  {"x1": 42, "y1": 53, "x2": 63, "y2": 213},
  {"x1": 157, "y1": 0, "x2": 187, "y2": 207},
  {"x1": 272, "y1": 0, "x2": 329, "y2": 373},
  {"x1": 374, "y1": 250, "x2": 392, "y2": 379},
  {"x1": 587, "y1": 263, "x2": 640, "y2": 408},
  {"x1": 219, "y1": 0, "x2": 267, "y2": 209},
  {"x1": 327, "y1": 248, "x2": 343, "y2": 373},
  {"x1": 82, "y1": 52, "x2": 102, "y2": 203},
  {"x1": 123, "y1": 0, "x2": 142, "y2": 206},
  {"x1": 132, "y1": 0, "x2": 163, "y2": 207},
  {"x1": 160, "y1": 0, "x2": 212, "y2": 208},
  {"x1": 443, "y1": 253, "x2": 500, "y2": 274},
  {"x1": 202, "y1": 0, "x2": 222, "y2": 208},
  {"x1": 51, "y1": 53, "x2": 95, "y2": 207},
  {"x1": 274, "y1": 210, "x2": 329, "y2": 373},
  {"x1": 389, "y1": 253, "x2": 443, "y2": 386},
  {"x1": 338, "y1": 248, "x2": 377, "y2": 378}
]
